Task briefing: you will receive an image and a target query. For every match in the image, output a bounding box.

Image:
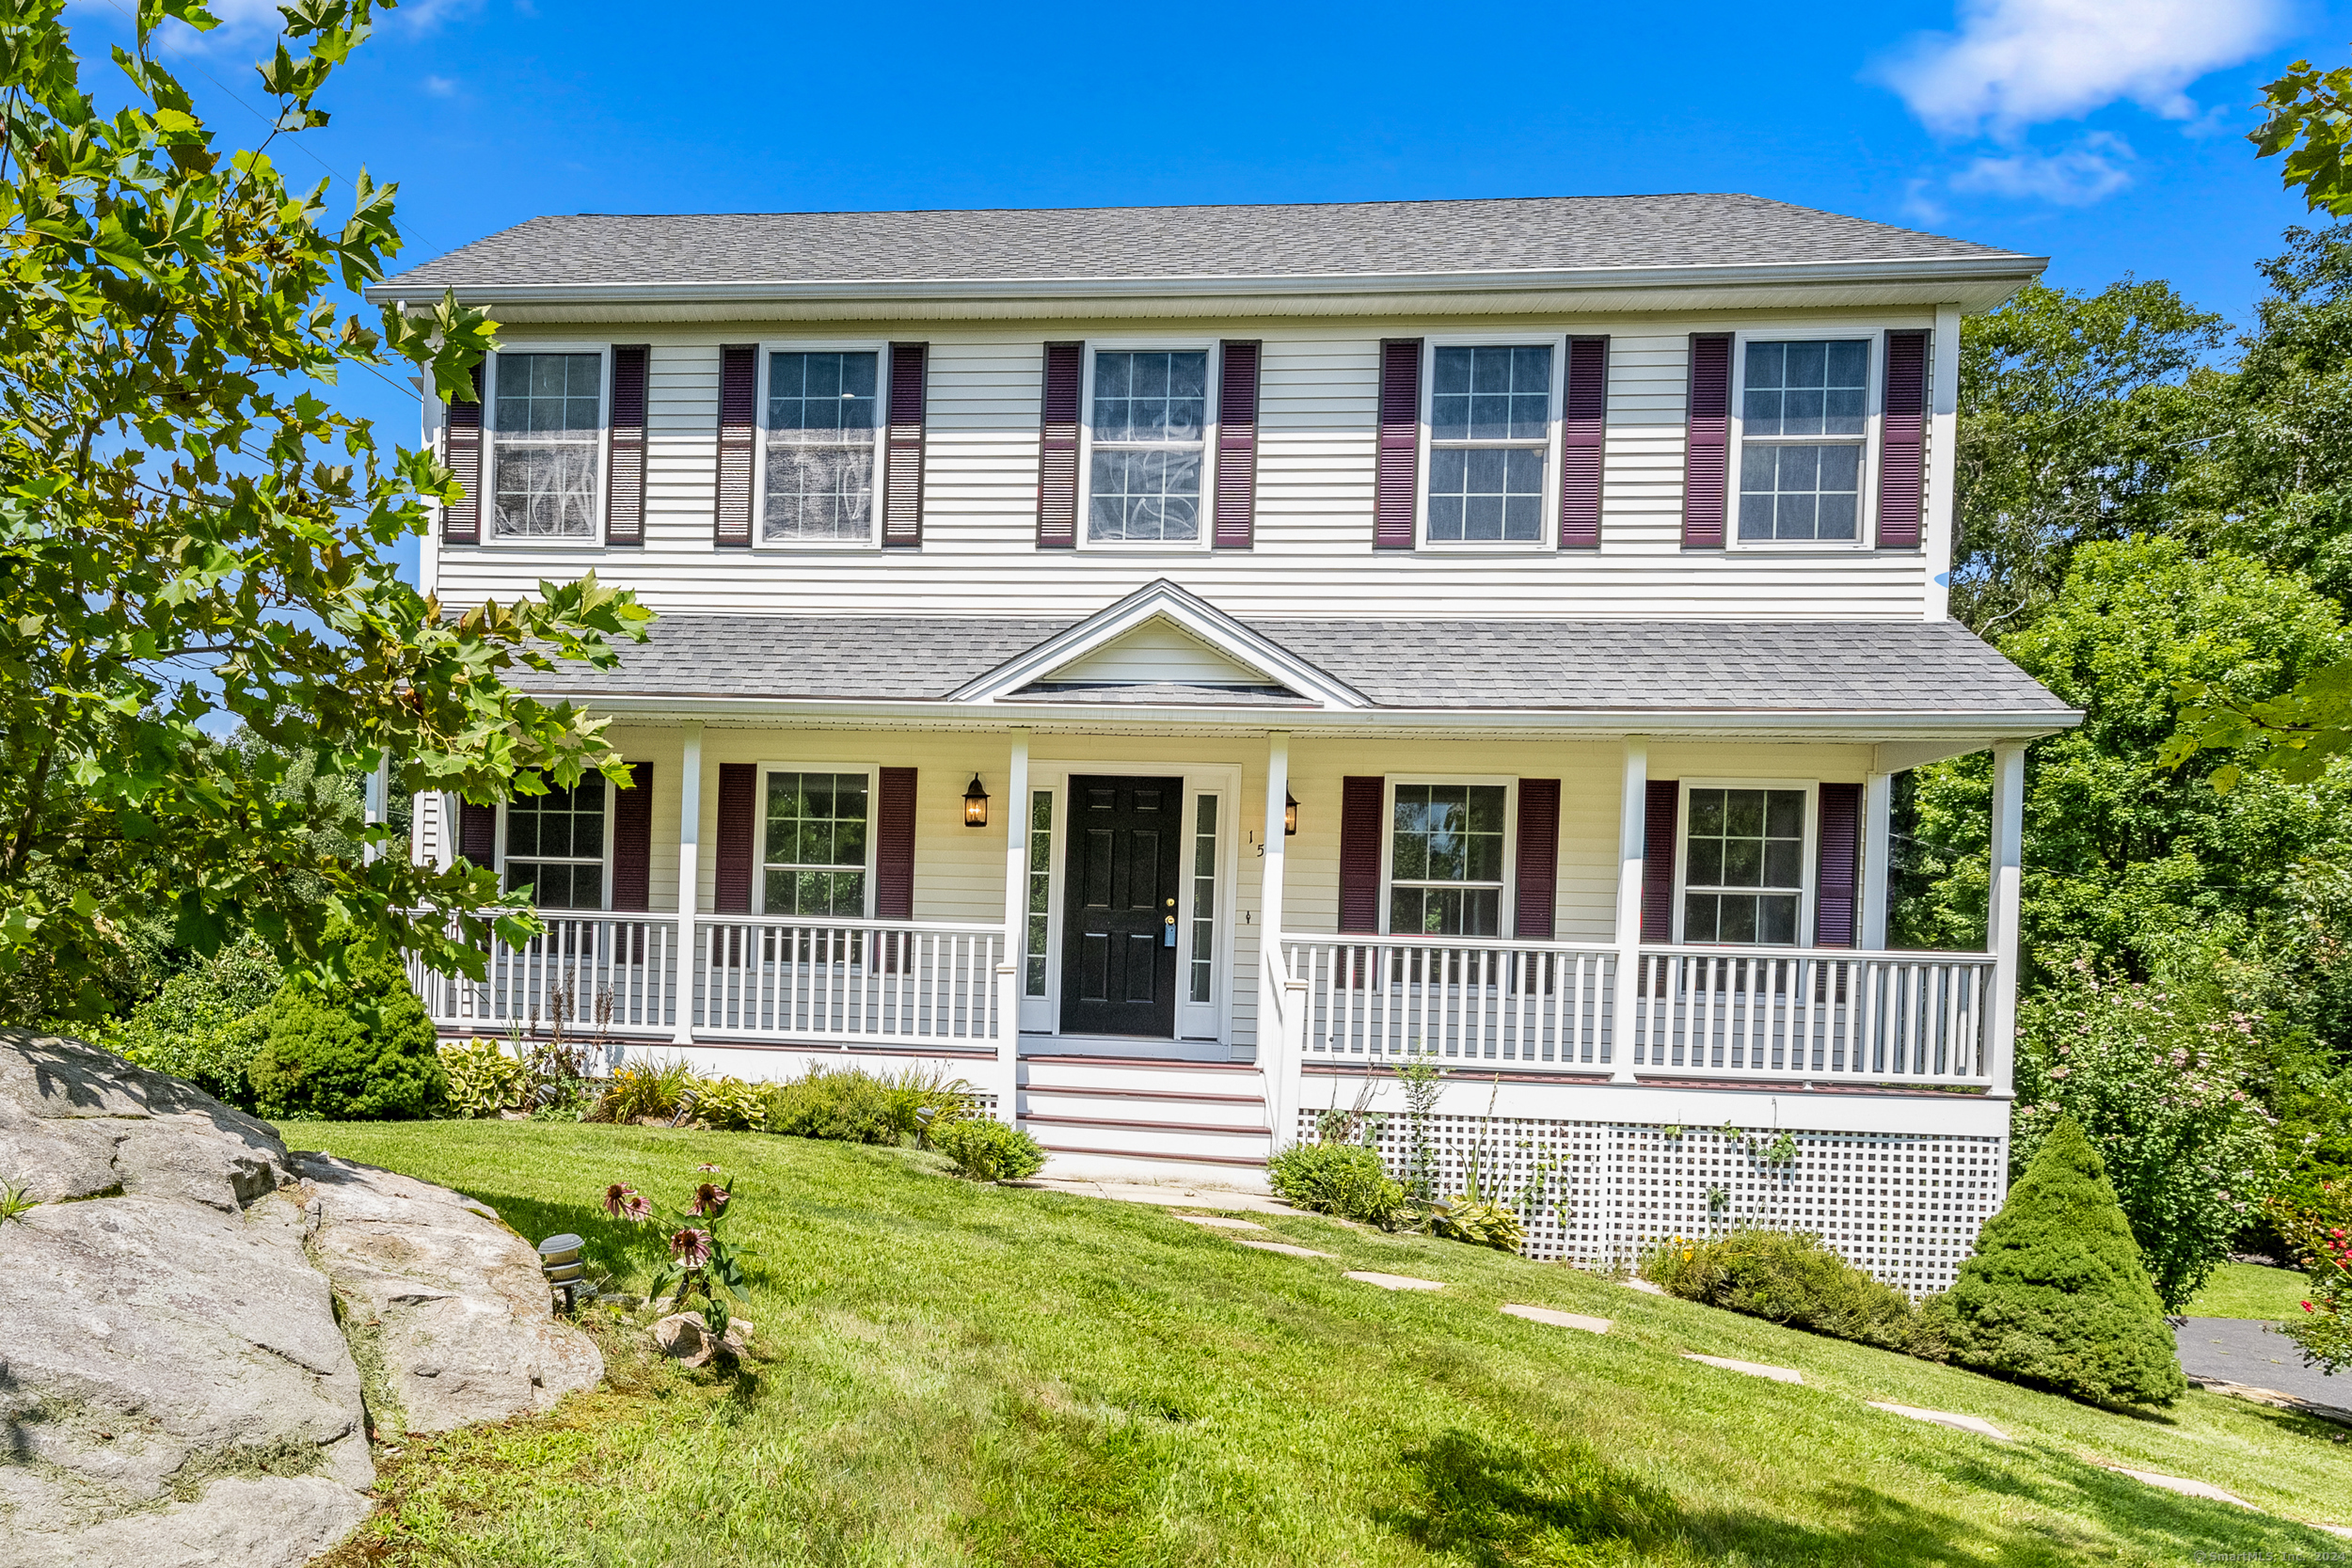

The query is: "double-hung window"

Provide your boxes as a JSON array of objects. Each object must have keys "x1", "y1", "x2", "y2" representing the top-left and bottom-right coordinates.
[
  {"x1": 503, "y1": 780, "x2": 607, "y2": 909},
  {"x1": 1427, "y1": 344, "x2": 1552, "y2": 544},
  {"x1": 1388, "y1": 783, "x2": 1508, "y2": 937},
  {"x1": 1681, "y1": 787, "x2": 1806, "y2": 944},
  {"x1": 1738, "y1": 340, "x2": 1868, "y2": 544},
  {"x1": 489, "y1": 351, "x2": 603, "y2": 539},
  {"x1": 764, "y1": 350, "x2": 881, "y2": 544},
  {"x1": 1088, "y1": 349, "x2": 1209, "y2": 544},
  {"x1": 760, "y1": 769, "x2": 872, "y2": 916}
]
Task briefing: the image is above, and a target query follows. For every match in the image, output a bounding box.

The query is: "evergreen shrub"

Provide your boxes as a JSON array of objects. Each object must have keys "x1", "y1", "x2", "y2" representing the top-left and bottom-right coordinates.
[
  {"x1": 247, "y1": 944, "x2": 446, "y2": 1120},
  {"x1": 763, "y1": 1065, "x2": 901, "y2": 1143},
  {"x1": 1642, "y1": 1229, "x2": 1947, "y2": 1358},
  {"x1": 1932, "y1": 1116, "x2": 2186, "y2": 1407},
  {"x1": 1266, "y1": 1142, "x2": 1411, "y2": 1229},
  {"x1": 933, "y1": 1117, "x2": 1045, "y2": 1182}
]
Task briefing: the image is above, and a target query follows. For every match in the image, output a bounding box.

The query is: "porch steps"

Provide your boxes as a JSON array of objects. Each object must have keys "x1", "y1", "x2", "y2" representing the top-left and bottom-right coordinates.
[{"x1": 1015, "y1": 1055, "x2": 1275, "y2": 1185}]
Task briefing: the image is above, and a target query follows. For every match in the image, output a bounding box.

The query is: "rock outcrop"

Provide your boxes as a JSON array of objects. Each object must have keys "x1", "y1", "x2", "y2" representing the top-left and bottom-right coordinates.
[{"x1": 0, "y1": 1032, "x2": 603, "y2": 1568}]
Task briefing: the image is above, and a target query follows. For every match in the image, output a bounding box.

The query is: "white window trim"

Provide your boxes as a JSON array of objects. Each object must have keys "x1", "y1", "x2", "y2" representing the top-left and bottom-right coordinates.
[
  {"x1": 1417, "y1": 334, "x2": 1565, "y2": 553},
  {"x1": 1727, "y1": 331, "x2": 1880, "y2": 553},
  {"x1": 753, "y1": 339, "x2": 892, "y2": 553},
  {"x1": 495, "y1": 775, "x2": 615, "y2": 911},
  {"x1": 751, "y1": 762, "x2": 882, "y2": 919},
  {"x1": 1377, "y1": 775, "x2": 1519, "y2": 938},
  {"x1": 483, "y1": 341, "x2": 612, "y2": 548},
  {"x1": 1671, "y1": 779, "x2": 1818, "y2": 946},
  {"x1": 1076, "y1": 339, "x2": 1221, "y2": 554}
]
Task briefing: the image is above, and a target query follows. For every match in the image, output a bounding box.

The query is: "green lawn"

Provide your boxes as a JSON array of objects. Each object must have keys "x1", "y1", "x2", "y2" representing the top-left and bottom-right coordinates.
[
  {"x1": 2185, "y1": 1261, "x2": 2315, "y2": 1322},
  {"x1": 296, "y1": 1120, "x2": 2350, "y2": 1566}
]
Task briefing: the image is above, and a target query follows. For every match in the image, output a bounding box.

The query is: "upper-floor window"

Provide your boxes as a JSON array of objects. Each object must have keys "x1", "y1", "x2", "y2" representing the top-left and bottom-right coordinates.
[
  {"x1": 1681, "y1": 786, "x2": 1806, "y2": 944},
  {"x1": 761, "y1": 768, "x2": 872, "y2": 915},
  {"x1": 1738, "y1": 340, "x2": 1868, "y2": 545},
  {"x1": 1388, "y1": 781, "x2": 1509, "y2": 936},
  {"x1": 489, "y1": 351, "x2": 603, "y2": 540},
  {"x1": 1088, "y1": 348, "x2": 1209, "y2": 545},
  {"x1": 764, "y1": 350, "x2": 882, "y2": 545},
  {"x1": 504, "y1": 778, "x2": 607, "y2": 909},
  {"x1": 1427, "y1": 344, "x2": 1553, "y2": 546}
]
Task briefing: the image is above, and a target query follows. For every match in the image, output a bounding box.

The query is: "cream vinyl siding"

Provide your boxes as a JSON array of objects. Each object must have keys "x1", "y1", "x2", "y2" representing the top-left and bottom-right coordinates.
[
  {"x1": 1044, "y1": 618, "x2": 1273, "y2": 685},
  {"x1": 430, "y1": 309, "x2": 1945, "y2": 622}
]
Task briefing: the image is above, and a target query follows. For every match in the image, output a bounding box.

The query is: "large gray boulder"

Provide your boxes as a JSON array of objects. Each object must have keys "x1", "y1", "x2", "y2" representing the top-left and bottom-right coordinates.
[{"x1": 0, "y1": 1032, "x2": 604, "y2": 1568}]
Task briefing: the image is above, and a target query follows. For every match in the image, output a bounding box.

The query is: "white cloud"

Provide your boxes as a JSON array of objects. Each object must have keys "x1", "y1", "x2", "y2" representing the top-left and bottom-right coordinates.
[
  {"x1": 1948, "y1": 135, "x2": 2137, "y2": 203},
  {"x1": 1878, "y1": 0, "x2": 2292, "y2": 139},
  {"x1": 421, "y1": 73, "x2": 457, "y2": 96}
]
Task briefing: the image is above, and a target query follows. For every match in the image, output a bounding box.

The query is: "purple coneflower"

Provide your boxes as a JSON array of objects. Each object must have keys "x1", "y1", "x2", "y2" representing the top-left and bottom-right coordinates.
[
  {"x1": 620, "y1": 1190, "x2": 653, "y2": 1223},
  {"x1": 603, "y1": 1183, "x2": 633, "y2": 1218},
  {"x1": 669, "y1": 1227, "x2": 713, "y2": 1268},
  {"x1": 692, "y1": 1182, "x2": 729, "y2": 1217},
  {"x1": 695, "y1": 1163, "x2": 723, "y2": 1174}
]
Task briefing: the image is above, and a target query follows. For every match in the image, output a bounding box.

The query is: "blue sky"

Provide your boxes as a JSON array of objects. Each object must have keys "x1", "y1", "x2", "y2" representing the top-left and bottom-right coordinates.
[{"x1": 61, "y1": 0, "x2": 2352, "y2": 577}]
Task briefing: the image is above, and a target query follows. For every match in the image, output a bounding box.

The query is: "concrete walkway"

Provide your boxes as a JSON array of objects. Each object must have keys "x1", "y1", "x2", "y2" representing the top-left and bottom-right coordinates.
[{"x1": 2176, "y1": 1318, "x2": 2348, "y2": 1410}]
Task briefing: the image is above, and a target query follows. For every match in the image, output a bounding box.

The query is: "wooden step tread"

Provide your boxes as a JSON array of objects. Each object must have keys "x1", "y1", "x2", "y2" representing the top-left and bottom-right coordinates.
[{"x1": 1021, "y1": 1112, "x2": 1272, "y2": 1138}]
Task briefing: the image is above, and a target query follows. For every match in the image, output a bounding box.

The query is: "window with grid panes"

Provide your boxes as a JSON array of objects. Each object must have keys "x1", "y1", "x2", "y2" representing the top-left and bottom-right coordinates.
[
  {"x1": 764, "y1": 351, "x2": 880, "y2": 542},
  {"x1": 1025, "y1": 790, "x2": 1054, "y2": 997},
  {"x1": 1389, "y1": 784, "x2": 1506, "y2": 936},
  {"x1": 1739, "y1": 341, "x2": 1867, "y2": 542},
  {"x1": 1427, "y1": 345, "x2": 1550, "y2": 543},
  {"x1": 1189, "y1": 796, "x2": 1217, "y2": 1004},
  {"x1": 761, "y1": 772, "x2": 870, "y2": 916},
  {"x1": 503, "y1": 780, "x2": 605, "y2": 909},
  {"x1": 490, "y1": 352, "x2": 602, "y2": 538},
  {"x1": 1088, "y1": 350, "x2": 1207, "y2": 543},
  {"x1": 1682, "y1": 787, "x2": 1805, "y2": 944}
]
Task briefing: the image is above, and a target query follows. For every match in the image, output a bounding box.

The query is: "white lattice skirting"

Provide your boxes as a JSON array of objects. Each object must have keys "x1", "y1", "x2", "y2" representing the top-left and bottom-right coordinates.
[{"x1": 1300, "y1": 1111, "x2": 2005, "y2": 1296}]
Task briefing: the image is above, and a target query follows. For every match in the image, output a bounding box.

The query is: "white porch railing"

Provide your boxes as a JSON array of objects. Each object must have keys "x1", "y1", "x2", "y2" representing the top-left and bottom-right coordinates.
[
  {"x1": 1280, "y1": 935, "x2": 1617, "y2": 1069},
  {"x1": 407, "y1": 911, "x2": 682, "y2": 1036},
  {"x1": 1627, "y1": 946, "x2": 1995, "y2": 1085},
  {"x1": 691, "y1": 916, "x2": 1005, "y2": 1047}
]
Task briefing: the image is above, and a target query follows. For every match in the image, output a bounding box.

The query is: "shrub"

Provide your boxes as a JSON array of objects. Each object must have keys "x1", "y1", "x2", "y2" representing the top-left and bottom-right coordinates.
[
  {"x1": 762, "y1": 1064, "x2": 903, "y2": 1144},
  {"x1": 2273, "y1": 1180, "x2": 2352, "y2": 1372},
  {"x1": 692, "y1": 1075, "x2": 769, "y2": 1132},
  {"x1": 438, "y1": 1037, "x2": 531, "y2": 1118},
  {"x1": 247, "y1": 944, "x2": 446, "y2": 1120},
  {"x1": 880, "y1": 1064, "x2": 977, "y2": 1147},
  {"x1": 1641, "y1": 1229, "x2": 1946, "y2": 1358},
  {"x1": 1266, "y1": 1142, "x2": 1411, "y2": 1229},
  {"x1": 933, "y1": 1117, "x2": 1045, "y2": 1182},
  {"x1": 590, "y1": 1056, "x2": 696, "y2": 1123},
  {"x1": 100, "y1": 936, "x2": 280, "y2": 1107},
  {"x1": 2011, "y1": 961, "x2": 2280, "y2": 1310},
  {"x1": 1933, "y1": 1116, "x2": 2185, "y2": 1407}
]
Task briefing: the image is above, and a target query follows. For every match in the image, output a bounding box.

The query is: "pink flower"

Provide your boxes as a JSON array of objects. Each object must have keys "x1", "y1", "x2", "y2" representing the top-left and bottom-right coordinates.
[
  {"x1": 695, "y1": 1163, "x2": 723, "y2": 1174},
  {"x1": 2049, "y1": 1067, "x2": 2070, "y2": 1080},
  {"x1": 603, "y1": 1183, "x2": 636, "y2": 1219},
  {"x1": 669, "y1": 1227, "x2": 713, "y2": 1268},
  {"x1": 691, "y1": 1182, "x2": 729, "y2": 1218}
]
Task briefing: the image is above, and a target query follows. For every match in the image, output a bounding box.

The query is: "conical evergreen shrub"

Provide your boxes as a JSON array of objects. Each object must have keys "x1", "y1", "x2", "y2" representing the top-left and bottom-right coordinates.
[
  {"x1": 1934, "y1": 1115, "x2": 2185, "y2": 1407},
  {"x1": 247, "y1": 942, "x2": 447, "y2": 1120}
]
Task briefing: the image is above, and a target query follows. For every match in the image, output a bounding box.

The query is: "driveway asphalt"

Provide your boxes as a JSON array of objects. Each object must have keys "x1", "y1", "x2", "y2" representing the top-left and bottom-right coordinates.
[{"x1": 2175, "y1": 1316, "x2": 2349, "y2": 1410}]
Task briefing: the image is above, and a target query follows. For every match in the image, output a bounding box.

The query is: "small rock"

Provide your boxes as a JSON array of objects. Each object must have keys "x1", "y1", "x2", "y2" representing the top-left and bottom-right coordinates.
[
  {"x1": 1502, "y1": 1304, "x2": 1611, "y2": 1335},
  {"x1": 1233, "y1": 1239, "x2": 1335, "y2": 1259},
  {"x1": 1867, "y1": 1402, "x2": 2010, "y2": 1440},
  {"x1": 1683, "y1": 1353, "x2": 1804, "y2": 1385},
  {"x1": 1620, "y1": 1277, "x2": 1669, "y2": 1296},
  {"x1": 652, "y1": 1311, "x2": 755, "y2": 1368},
  {"x1": 1345, "y1": 1271, "x2": 1445, "y2": 1291}
]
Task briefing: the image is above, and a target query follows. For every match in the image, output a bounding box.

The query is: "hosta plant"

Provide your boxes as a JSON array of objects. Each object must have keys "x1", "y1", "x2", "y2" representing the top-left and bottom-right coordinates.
[
  {"x1": 1427, "y1": 1196, "x2": 1525, "y2": 1252},
  {"x1": 438, "y1": 1037, "x2": 531, "y2": 1118},
  {"x1": 605, "y1": 1165, "x2": 754, "y2": 1347}
]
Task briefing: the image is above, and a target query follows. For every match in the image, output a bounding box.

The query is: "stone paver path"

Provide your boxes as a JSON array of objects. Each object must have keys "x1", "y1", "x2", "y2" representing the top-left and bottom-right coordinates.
[
  {"x1": 1235, "y1": 1240, "x2": 1336, "y2": 1259},
  {"x1": 2108, "y1": 1466, "x2": 2250, "y2": 1509},
  {"x1": 1170, "y1": 1212, "x2": 1266, "y2": 1232},
  {"x1": 1620, "y1": 1277, "x2": 1669, "y2": 1296},
  {"x1": 1346, "y1": 1271, "x2": 1446, "y2": 1291},
  {"x1": 1683, "y1": 1353, "x2": 1804, "y2": 1385},
  {"x1": 1502, "y1": 1304, "x2": 1611, "y2": 1335},
  {"x1": 1867, "y1": 1402, "x2": 2010, "y2": 1441}
]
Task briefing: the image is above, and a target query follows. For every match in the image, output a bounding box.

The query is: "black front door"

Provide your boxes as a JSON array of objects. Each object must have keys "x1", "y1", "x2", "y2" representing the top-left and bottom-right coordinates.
[{"x1": 1060, "y1": 775, "x2": 1183, "y2": 1037}]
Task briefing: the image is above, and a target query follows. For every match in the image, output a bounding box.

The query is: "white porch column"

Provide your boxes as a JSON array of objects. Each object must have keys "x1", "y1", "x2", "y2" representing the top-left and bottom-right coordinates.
[
  {"x1": 993, "y1": 729, "x2": 1030, "y2": 1125},
  {"x1": 1985, "y1": 741, "x2": 2026, "y2": 1098},
  {"x1": 1609, "y1": 736, "x2": 1648, "y2": 1083},
  {"x1": 1258, "y1": 731, "x2": 1297, "y2": 1142},
  {"x1": 672, "y1": 722, "x2": 704, "y2": 1047},
  {"x1": 1859, "y1": 769, "x2": 1894, "y2": 950}
]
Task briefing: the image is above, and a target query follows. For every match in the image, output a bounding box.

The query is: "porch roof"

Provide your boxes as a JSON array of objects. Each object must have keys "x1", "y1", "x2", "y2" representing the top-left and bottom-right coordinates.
[{"x1": 526, "y1": 610, "x2": 2074, "y2": 722}]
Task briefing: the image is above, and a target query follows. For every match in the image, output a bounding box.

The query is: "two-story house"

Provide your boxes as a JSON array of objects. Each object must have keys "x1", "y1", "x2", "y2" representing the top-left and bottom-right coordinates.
[{"x1": 372, "y1": 195, "x2": 2073, "y2": 1291}]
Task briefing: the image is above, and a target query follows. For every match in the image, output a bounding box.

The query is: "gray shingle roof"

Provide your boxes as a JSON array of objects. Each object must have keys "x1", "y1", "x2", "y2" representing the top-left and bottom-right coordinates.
[
  {"x1": 379, "y1": 195, "x2": 2031, "y2": 293},
  {"x1": 532, "y1": 613, "x2": 2068, "y2": 716}
]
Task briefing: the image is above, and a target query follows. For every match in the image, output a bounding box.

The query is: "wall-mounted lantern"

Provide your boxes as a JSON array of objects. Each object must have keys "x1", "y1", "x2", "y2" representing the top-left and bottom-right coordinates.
[
  {"x1": 963, "y1": 773, "x2": 991, "y2": 828},
  {"x1": 1284, "y1": 791, "x2": 1299, "y2": 836}
]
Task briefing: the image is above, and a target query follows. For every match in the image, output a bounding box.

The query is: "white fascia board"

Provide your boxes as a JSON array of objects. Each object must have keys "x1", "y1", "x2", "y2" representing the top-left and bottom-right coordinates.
[{"x1": 946, "y1": 578, "x2": 1371, "y2": 709}]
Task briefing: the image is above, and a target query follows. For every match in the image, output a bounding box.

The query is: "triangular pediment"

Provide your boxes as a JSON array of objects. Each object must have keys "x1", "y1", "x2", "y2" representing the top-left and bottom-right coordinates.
[{"x1": 1041, "y1": 616, "x2": 1277, "y2": 687}]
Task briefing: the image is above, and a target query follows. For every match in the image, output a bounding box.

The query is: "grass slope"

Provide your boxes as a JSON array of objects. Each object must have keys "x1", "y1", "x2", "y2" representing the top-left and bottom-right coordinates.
[
  {"x1": 2185, "y1": 1262, "x2": 2315, "y2": 1323},
  {"x1": 296, "y1": 1121, "x2": 2351, "y2": 1566}
]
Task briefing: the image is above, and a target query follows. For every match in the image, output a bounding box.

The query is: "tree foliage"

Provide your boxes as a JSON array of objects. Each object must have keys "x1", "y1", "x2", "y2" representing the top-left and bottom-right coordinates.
[{"x1": 0, "y1": 0, "x2": 650, "y2": 1021}]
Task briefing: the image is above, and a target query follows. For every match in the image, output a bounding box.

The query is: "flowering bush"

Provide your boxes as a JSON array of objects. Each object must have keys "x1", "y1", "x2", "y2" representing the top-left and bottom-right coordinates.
[
  {"x1": 2011, "y1": 960, "x2": 2280, "y2": 1311},
  {"x1": 603, "y1": 1164, "x2": 754, "y2": 1345},
  {"x1": 2274, "y1": 1180, "x2": 2352, "y2": 1373}
]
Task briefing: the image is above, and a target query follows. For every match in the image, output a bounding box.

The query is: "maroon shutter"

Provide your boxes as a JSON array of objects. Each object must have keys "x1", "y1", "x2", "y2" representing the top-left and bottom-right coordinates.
[
  {"x1": 713, "y1": 763, "x2": 756, "y2": 912},
  {"x1": 714, "y1": 344, "x2": 755, "y2": 547},
  {"x1": 605, "y1": 345, "x2": 649, "y2": 546},
  {"x1": 1681, "y1": 333, "x2": 1732, "y2": 549},
  {"x1": 1036, "y1": 342, "x2": 1083, "y2": 548},
  {"x1": 1339, "y1": 776, "x2": 1385, "y2": 933},
  {"x1": 1374, "y1": 339, "x2": 1422, "y2": 549},
  {"x1": 1814, "y1": 783, "x2": 1861, "y2": 948},
  {"x1": 883, "y1": 342, "x2": 928, "y2": 548},
  {"x1": 1214, "y1": 340, "x2": 1261, "y2": 548},
  {"x1": 457, "y1": 800, "x2": 497, "y2": 867},
  {"x1": 442, "y1": 364, "x2": 482, "y2": 544},
  {"x1": 1876, "y1": 329, "x2": 1929, "y2": 549},
  {"x1": 1559, "y1": 336, "x2": 1608, "y2": 549},
  {"x1": 874, "y1": 767, "x2": 917, "y2": 920},
  {"x1": 1641, "y1": 780, "x2": 1679, "y2": 942},
  {"x1": 611, "y1": 762, "x2": 654, "y2": 911},
  {"x1": 1514, "y1": 779, "x2": 1561, "y2": 940}
]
